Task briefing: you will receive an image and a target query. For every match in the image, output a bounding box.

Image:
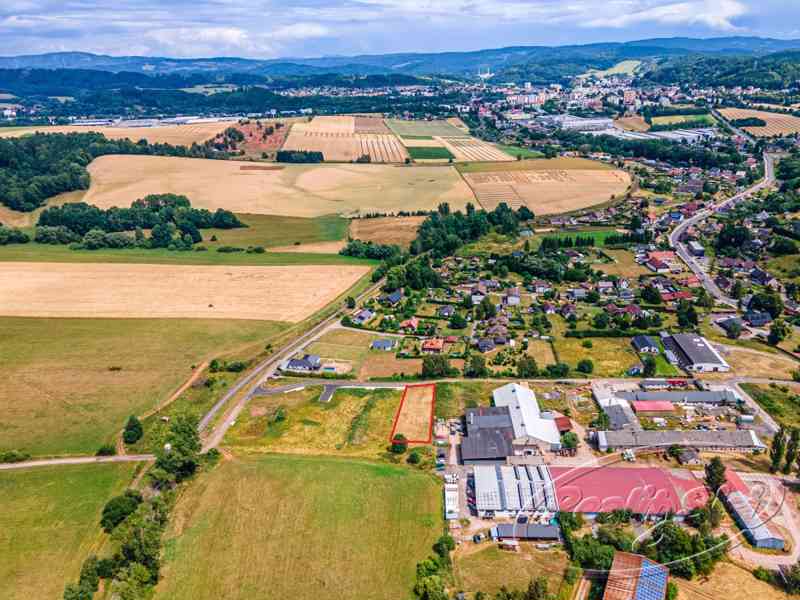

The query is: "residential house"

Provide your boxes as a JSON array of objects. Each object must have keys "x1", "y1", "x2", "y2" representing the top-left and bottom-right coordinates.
[
  {"x1": 422, "y1": 338, "x2": 445, "y2": 354},
  {"x1": 371, "y1": 339, "x2": 396, "y2": 351},
  {"x1": 631, "y1": 335, "x2": 659, "y2": 354}
]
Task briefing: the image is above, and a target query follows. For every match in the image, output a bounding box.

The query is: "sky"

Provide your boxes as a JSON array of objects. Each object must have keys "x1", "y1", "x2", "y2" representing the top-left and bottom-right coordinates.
[{"x1": 1, "y1": 0, "x2": 799, "y2": 59}]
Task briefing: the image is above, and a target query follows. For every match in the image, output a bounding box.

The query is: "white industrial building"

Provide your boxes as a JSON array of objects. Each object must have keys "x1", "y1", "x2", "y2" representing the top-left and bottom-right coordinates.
[
  {"x1": 492, "y1": 383, "x2": 561, "y2": 450},
  {"x1": 473, "y1": 464, "x2": 558, "y2": 517}
]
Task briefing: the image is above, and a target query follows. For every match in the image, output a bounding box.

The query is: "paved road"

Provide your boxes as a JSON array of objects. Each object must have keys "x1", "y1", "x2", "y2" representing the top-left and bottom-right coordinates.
[
  {"x1": 668, "y1": 153, "x2": 776, "y2": 307},
  {"x1": 0, "y1": 454, "x2": 154, "y2": 471}
]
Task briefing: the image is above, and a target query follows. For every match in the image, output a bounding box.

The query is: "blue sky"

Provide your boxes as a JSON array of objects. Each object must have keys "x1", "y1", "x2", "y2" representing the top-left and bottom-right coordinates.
[{"x1": 1, "y1": 0, "x2": 798, "y2": 58}]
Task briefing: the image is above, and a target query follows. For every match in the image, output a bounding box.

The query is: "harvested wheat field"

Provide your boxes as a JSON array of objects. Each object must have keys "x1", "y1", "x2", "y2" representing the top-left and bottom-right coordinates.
[
  {"x1": 437, "y1": 136, "x2": 513, "y2": 162},
  {"x1": 390, "y1": 384, "x2": 435, "y2": 443},
  {"x1": 82, "y1": 155, "x2": 474, "y2": 217},
  {"x1": 615, "y1": 116, "x2": 650, "y2": 132},
  {"x1": 463, "y1": 168, "x2": 630, "y2": 214},
  {"x1": 282, "y1": 115, "x2": 408, "y2": 163},
  {"x1": 0, "y1": 122, "x2": 231, "y2": 145},
  {"x1": 350, "y1": 216, "x2": 426, "y2": 247},
  {"x1": 719, "y1": 108, "x2": 800, "y2": 137},
  {"x1": 0, "y1": 262, "x2": 368, "y2": 322}
]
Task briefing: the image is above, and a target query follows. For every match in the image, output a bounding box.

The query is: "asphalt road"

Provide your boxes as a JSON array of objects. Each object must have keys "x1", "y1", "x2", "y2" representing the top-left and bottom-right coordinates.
[{"x1": 668, "y1": 152, "x2": 776, "y2": 307}]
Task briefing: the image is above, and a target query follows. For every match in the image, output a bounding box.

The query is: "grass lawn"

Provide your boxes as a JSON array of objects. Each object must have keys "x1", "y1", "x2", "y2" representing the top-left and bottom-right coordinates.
[
  {"x1": 595, "y1": 249, "x2": 649, "y2": 277},
  {"x1": 154, "y1": 454, "x2": 443, "y2": 600},
  {"x1": 225, "y1": 387, "x2": 402, "y2": 458},
  {"x1": 305, "y1": 328, "x2": 380, "y2": 373},
  {"x1": 0, "y1": 462, "x2": 135, "y2": 600},
  {"x1": 0, "y1": 317, "x2": 288, "y2": 456},
  {"x1": 553, "y1": 335, "x2": 640, "y2": 377},
  {"x1": 740, "y1": 383, "x2": 800, "y2": 428},
  {"x1": 434, "y1": 381, "x2": 497, "y2": 419},
  {"x1": 531, "y1": 228, "x2": 619, "y2": 250},
  {"x1": 407, "y1": 146, "x2": 456, "y2": 160},
  {"x1": 457, "y1": 232, "x2": 524, "y2": 257},
  {"x1": 0, "y1": 242, "x2": 372, "y2": 267},
  {"x1": 493, "y1": 144, "x2": 544, "y2": 160},
  {"x1": 204, "y1": 214, "x2": 348, "y2": 249},
  {"x1": 454, "y1": 545, "x2": 568, "y2": 597},
  {"x1": 527, "y1": 340, "x2": 556, "y2": 367}
]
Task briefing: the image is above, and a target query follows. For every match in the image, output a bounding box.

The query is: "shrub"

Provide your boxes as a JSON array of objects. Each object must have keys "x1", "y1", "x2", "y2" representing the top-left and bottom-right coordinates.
[
  {"x1": 95, "y1": 444, "x2": 116, "y2": 456},
  {"x1": 100, "y1": 490, "x2": 143, "y2": 533},
  {"x1": 122, "y1": 415, "x2": 143, "y2": 445}
]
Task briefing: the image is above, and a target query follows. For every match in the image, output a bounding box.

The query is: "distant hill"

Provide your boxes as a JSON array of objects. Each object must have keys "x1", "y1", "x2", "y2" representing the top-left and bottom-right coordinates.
[
  {"x1": 2, "y1": 37, "x2": 800, "y2": 82},
  {"x1": 641, "y1": 50, "x2": 800, "y2": 90}
]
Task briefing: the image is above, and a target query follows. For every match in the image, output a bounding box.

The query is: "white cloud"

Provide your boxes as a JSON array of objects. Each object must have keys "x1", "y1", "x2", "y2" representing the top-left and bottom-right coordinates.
[
  {"x1": 272, "y1": 22, "x2": 330, "y2": 40},
  {"x1": 584, "y1": 0, "x2": 748, "y2": 31}
]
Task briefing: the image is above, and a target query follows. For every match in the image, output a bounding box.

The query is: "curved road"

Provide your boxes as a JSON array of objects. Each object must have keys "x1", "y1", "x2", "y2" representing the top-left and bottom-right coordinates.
[{"x1": 668, "y1": 152, "x2": 775, "y2": 307}]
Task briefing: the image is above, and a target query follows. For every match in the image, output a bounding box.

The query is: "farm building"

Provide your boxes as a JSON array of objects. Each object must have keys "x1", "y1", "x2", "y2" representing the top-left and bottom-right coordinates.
[
  {"x1": 602, "y1": 552, "x2": 669, "y2": 600},
  {"x1": 722, "y1": 470, "x2": 785, "y2": 550},
  {"x1": 473, "y1": 464, "x2": 559, "y2": 517},
  {"x1": 662, "y1": 334, "x2": 730, "y2": 373},
  {"x1": 596, "y1": 429, "x2": 764, "y2": 453},
  {"x1": 461, "y1": 406, "x2": 516, "y2": 464},
  {"x1": 631, "y1": 401, "x2": 675, "y2": 416},
  {"x1": 492, "y1": 383, "x2": 561, "y2": 451},
  {"x1": 616, "y1": 389, "x2": 739, "y2": 406},
  {"x1": 492, "y1": 523, "x2": 561, "y2": 541},
  {"x1": 555, "y1": 416, "x2": 573, "y2": 433},
  {"x1": 548, "y1": 467, "x2": 706, "y2": 519}
]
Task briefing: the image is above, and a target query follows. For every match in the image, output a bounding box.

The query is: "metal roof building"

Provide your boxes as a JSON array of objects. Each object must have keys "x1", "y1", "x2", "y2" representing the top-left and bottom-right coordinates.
[
  {"x1": 596, "y1": 429, "x2": 764, "y2": 452},
  {"x1": 460, "y1": 406, "x2": 516, "y2": 464},
  {"x1": 663, "y1": 334, "x2": 730, "y2": 373},
  {"x1": 473, "y1": 464, "x2": 559, "y2": 517},
  {"x1": 493, "y1": 523, "x2": 561, "y2": 541},
  {"x1": 722, "y1": 470, "x2": 785, "y2": 550},
  {"x1": 616, "y1": 389, "x2": 739, "y2": 406},
  {"x1": 492, "y1": 383, "x2": 561, "y2": 448}
]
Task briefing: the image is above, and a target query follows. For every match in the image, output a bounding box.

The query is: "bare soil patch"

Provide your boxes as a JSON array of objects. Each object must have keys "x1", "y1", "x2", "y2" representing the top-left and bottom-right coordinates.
[
  {"x1": 390, "y1": 384, "x2": 435, "y2": 443},
  {"x1": 0, "y1": 262, "x2": 368, "y2": 322},
  {"x1": 82, "y1": 155, "x2": 474, "y2": 217},
  {"x1": 350, "y1": 216, "x2": 426, "y2": 247}
]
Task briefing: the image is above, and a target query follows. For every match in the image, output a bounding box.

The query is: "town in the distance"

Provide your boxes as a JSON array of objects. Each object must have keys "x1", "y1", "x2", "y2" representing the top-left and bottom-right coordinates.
[{"x1": 5, "y1": 32, "x2": 800, "y2": 600}]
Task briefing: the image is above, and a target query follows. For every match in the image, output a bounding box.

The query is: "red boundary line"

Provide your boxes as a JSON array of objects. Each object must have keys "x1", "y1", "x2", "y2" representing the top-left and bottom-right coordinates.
[{"x1": 389, "y1": 383, "x2": 436, "y2": 444}]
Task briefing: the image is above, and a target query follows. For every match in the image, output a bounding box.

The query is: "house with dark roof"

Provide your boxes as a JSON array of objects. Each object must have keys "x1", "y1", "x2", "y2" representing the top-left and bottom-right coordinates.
[
  {"x1": 744, "y1": 310, "x2": 772, "y2": 327},
  {"x1": 437, "y1": 305, "x2": 455, "y2": 318},
  {"x1": 371, "y1": 339, "x2": 396, "y2": 351},
  {"x1": 353, "y1": 309, "x2": 374, "y2": 326},
  {"x1": 631, "y1": 335, "x2": 659, "y2": 354},
  {"x1": 382, "y1": 290, "x2": 403, "y2": 306},
  {"x1": 283, "y1": 354, "x2": 322, "y2": 373}
]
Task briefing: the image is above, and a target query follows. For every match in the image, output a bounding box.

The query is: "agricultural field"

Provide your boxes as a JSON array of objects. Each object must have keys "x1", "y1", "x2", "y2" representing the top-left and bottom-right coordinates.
[
  {"x1": 526, "y1": 339, "x2": 557, "y2": 367},
  {"x1": 614, "y1": 116, "x2": 650, "y2": 132},
  {"x1": 0, "y1": 262, "x2": 369, "y2": 322},
  {"x1": 719, "y1": 347, "x2": 798, "y2": 380},
  {"x1": 390, "y1": 384, "x2": 436, "y2": 443},
  {"x1": 719, "y1": 107, "x2": 800, "y2": 137},
  {"x1": 437, "y1": 137, "x2": 513, "y2": 162},
  {"x1": 675, "y1": 561, "x2": 788, "y2": 600},
  {"x1": 153, "y1": 454, "x2": 442, "y2": 600},
  {"x1": 740, "y1": 383, "x2": 800, "y2": 428},
  {"x1": 225, "y1": 386, "x2": 402, "y2": 457},
  {"x1": 79, "y1": 155, "x2": 475, "y2": 217},
  {"x1": 453, "y1": 545, "x2": 568, "y2": 597},
  {"x1": 201, "y1": 214, "x2": 348, "y2": 250},
  {"x1": 0, "y1": 463, "x2": 136, "y2": 600},
  {"x1": 406, "y1": 146, "x2": 456, "y2": 160},
  {"x1": 0, "y1": 121, "x2": 231, "y2": 145},
  {"x1": 460, "y1": 158, "x2": 630, "y2": 215},
  {"x1": 386, "y1": 118, "x2": 467, "y2": 138},
  {"x1": 350, "y1": 215, "x2": 426, "y2": 247},
  {"x1": 0, "y1": 316, "x2": 287, "y2": 455},
  {"x1": 493, "y1": 143, "x2": 545, "y2": 159},
  {"x1": 580, "y1": 59, "x2": 642, "y2": 78},
  {"x1": 282, "y1": 116, "x2": 408, "y2": 163},
  {"x1": 651, "y1": 113, "x2": 715, "y2": 127}
]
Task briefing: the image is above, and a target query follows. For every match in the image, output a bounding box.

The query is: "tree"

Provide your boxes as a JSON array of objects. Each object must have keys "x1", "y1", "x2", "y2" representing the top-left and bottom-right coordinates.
[
  {"x1": 725, "y1": 320, "x2": 742, "y2": 339},
  {"x1": 123, "y1": 415, "x2": 143, "y2": 445},
  {"x1": 154, "y1": 414, "x2": 201, "y2": 482},
  {"x1": 770, "y1": 426, "x2": 787, "y2": 473},
  {"x1": 643, "y1": 355, "x2": 657, "y2": 377},
  {"x1": 704, "y1": 456, "x2": 726, "y2": 496},
  {"x1": 524, "y1": 577, "x2": 549, "y2": 600},
  {"x1": 63, "y1": 583, "x2": 93, "y2": 600},
  {"x1": 465, "y1": 354, "x2": 489, "y2": 378},
  {"x1": 345, "y1": 296, "x2": 356, "y2": 309},
  {"x1": 576, "y1": 359, "x2": 594, "y2": 374},
  {"x1": 390, "y1": 434, "x2": 408, "y2": 454},
  {"x1": 677, "y1": 300, "x2": 699, "y2": 328},
  {"x1": 422, "y1": 355, "x2": 452, "y2": 378},
  {"x1": 101, "y1": 490, "x2": 143, "y2": 532},
  {"x1": 768, "y1": 319, "x2": 790, "y2": 345},
  {"x1": 592, "y1": 312, "x2": 610, "y2": 329},
  {"x1": 449, "y1": 313, "x2": 467, "y2": 329},
  {"x1": 731, "y1": 280, "x2": 744, "y2": 300},
  {"x1": 641, "y1": 285, "x2": 662, "y2": 304},
  {"x1": 785, "y1": 428, "x2": 800, "y2": 475},
  {"x1": 517, "y1": 355, "x2": 539, "y2": 378},
  {"x1": 561, "y1": 432, "x2": 579, "y2": 450}
]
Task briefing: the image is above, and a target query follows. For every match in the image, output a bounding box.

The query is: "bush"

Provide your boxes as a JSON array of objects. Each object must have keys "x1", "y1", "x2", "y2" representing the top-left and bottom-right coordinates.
[
  {"x1": 576, "y1": 359, "x2": 594, "y2": 374},
  {"x1": 95, "y1": 444, "x2": 116, "y2": 456},
  {"x1": 390, "y1": 434, "x2": 408, "y2": 454},
  {"x1": 100, "y1": 490, "x2": 143, "y2": 533},
  {"x1": 0, "y1": 449, "x2": 31, "y2": 463},
  {"x1": 0, "y1": 225, "x2": 30, "y2": 245}
]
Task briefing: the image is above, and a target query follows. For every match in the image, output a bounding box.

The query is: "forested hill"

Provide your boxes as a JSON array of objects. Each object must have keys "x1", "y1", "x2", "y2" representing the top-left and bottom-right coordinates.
[{"x1": 641, "y1": 51, "x2": 800, "y2": 90}]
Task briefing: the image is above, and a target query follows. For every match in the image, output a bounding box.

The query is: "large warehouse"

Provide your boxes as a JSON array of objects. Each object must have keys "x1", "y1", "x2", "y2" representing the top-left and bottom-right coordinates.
[
  {"x1": 722, "y1": 470, "x2": 785, "y2": 550},
  {"x1": 663, "y1": 334, "x2": 731, "y2": 373},
  {"x1": 473, "y1": 464, "x2": 559, "y2": 517}
]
